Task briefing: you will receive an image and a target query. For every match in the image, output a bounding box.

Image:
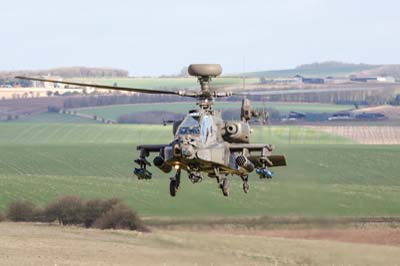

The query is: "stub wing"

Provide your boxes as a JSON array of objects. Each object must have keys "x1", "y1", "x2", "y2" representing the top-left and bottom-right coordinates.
[
  {"x1": 229, "y1": 143, "x2": 287, "y2": 168},
  {"x1": 248, "y1": 154, "x2": 287, "y2": 168},
  {"x1": 137, "y1": 144, "x2": 169, "y2": 153},
  {"x1": 135, "y1": 144, "x2": 170, "y2": 167}
]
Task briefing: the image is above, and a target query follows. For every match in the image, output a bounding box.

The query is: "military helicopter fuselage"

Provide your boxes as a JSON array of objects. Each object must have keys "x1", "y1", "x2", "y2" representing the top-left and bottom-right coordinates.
[
  {"x1": 134, "y1": 65, "x2": 286, "y2": 196},
  {"x1": 16, "y1": 64, "x2": 287, "y2": 197}
]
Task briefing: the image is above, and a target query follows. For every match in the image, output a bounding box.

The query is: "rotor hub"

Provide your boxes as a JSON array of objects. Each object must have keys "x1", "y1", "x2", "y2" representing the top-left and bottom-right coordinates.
[{"x1": 187, "y1": 64, "x2": 226, "y2": 112}]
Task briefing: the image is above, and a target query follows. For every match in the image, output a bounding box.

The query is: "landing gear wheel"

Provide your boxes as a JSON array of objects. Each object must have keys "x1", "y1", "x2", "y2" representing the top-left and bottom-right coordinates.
[
  {"x1": 175, "y1": 168, "x2": 181, "y2": 190},
  {"x1": 243, "y1": 182, "x2": 249, "y2": 193},
  {"x1": 221, "y1": 178, "x2": 230, "y2": 197},
  {"x1": 169, "y1": 179, "x2": 177, "y2": 197}
]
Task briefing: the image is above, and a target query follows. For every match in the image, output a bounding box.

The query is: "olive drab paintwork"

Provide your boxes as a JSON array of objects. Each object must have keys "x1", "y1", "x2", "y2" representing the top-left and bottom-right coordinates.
[
  {"x1": 16, "y1": 64, "x2": 287, "y2": 197},
  {"x1": 135, "y1": 64, "x2": 287, "y2": 197}
]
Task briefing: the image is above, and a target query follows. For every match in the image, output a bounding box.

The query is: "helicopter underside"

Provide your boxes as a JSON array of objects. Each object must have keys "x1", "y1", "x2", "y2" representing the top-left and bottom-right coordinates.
[
  {"x1": 134, "y1": 143, "x2": 285, "y2": 197},
  {"x1": 167, "y1": 157, "x2": 242, "y2": 176}
]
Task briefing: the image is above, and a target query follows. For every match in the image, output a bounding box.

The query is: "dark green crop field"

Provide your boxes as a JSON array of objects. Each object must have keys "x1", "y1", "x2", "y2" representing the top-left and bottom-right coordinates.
[
  {"x1": 75, "y1": 102, "x2": 353, "y2": 121},
  {"x1": 0, "y1": 123, "x2": 399, "y2": 217}
]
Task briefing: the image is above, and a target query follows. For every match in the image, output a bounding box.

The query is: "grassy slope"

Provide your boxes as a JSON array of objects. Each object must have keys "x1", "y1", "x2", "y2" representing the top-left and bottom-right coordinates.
[
  {"x1": 7, "y1": 112, "x2": 99, "y2": 124},
  {"x1": 75, "y1": 102, "x2": 354, "y2": 120},
  {"x1": 0, "y1": 123, "x2": 353, "y2": 145},
  {"x1": 0, "y1": 123, "x2": 399, "y2": 217}
]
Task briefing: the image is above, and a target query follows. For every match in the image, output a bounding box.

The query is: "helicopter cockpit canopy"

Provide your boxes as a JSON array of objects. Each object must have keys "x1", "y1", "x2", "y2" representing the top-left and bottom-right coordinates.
[
  {"x1": 176, "y1": 115, "x2": 200, "y2": 136},
  {"x1": 200, "y1": 115, "x2": 215, "y2": 144}
]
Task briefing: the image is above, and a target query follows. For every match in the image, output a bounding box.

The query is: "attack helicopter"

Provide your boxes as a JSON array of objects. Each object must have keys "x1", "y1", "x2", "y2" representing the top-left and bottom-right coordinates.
[{"x1": 16, "y1": 64, "x2": 287, "y2": 197}]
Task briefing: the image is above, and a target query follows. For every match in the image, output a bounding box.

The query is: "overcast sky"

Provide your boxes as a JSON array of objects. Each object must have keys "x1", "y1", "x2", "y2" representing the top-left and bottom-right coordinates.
[{"x1": 1, "y1": 0, "x2": 399, "y2": 75}]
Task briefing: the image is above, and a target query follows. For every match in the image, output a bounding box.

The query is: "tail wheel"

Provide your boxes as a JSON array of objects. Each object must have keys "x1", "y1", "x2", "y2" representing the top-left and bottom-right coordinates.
[
  {"x1": 169, "y1": 179, "x2": 177, "y2": 197},
  {"x1": 222, "y1": 178, "x2": 230, "y2": 197}
]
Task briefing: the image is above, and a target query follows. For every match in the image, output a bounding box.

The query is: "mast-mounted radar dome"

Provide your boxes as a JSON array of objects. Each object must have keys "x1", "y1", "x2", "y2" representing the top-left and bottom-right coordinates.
[{"x1": 188, "y1": 64, "x2": 222, "y2": 77}]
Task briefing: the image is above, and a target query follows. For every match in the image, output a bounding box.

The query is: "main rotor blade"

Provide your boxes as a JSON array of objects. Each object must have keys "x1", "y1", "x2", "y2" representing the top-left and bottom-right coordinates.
[
  {"x1": 232, "y1": 86, "x2": 388, "y2": 96},
  {"x1": 15, "y1": 76, "x2": 183, "y2": 96}
]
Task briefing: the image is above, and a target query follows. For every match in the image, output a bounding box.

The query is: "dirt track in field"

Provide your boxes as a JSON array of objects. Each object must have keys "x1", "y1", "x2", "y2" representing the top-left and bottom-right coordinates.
[
  {"x1": 220, "y1": 228, "x2": 400, "y2": 246},
  {"x1": 149, "y1": 216, "x2": 400, "y2": 247}
]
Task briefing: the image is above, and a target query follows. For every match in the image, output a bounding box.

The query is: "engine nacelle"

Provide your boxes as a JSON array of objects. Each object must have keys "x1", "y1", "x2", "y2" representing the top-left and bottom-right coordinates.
[{"x1": 222, "y1": 121, "x2": 250, "y2": 143}]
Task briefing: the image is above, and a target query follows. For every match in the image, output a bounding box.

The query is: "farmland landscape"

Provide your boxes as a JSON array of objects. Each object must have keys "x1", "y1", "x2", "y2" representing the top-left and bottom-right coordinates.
[
  {"x1": 4, "y1": 0, "x2": 400, "y2": 264},
  {"x1": 1, "y1": 222, "x2": 400, "y2": 266},
  {"x1": 73, "y1": 101, "x2": 354, "y2": 121},
  {"x1": 2, "y1": 57, "x2": 400, "y2": 266},
  {"x1": 3, "y1": 122, "x2": 400, "y2": 216},
  {"x1": 1, "y1": 95, "x2": 400, "y2": 266},
  {"x1": 0, "y1": 117, "x2": 400, "y2": 265}
]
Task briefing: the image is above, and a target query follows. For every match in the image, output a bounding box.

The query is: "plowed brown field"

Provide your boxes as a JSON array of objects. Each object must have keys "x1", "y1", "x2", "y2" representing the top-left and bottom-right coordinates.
[{"x1": 307, "y1": 126, "x2": 400, "y2": 144}]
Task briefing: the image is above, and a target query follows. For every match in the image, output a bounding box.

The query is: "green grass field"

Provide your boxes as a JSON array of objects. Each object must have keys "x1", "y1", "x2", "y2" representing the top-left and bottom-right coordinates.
[
  {"x1": 0, "y1": 123, "x2": 399, "y2": 217},
  {"x1": 75, "y1": 102, "x2": 354, "y2": 121},
  {"x1": 0, "y1": 123, "x2": 353, "y2": 144}
]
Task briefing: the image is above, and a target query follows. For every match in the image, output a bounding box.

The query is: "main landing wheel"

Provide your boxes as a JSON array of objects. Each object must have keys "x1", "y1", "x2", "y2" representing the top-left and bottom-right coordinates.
[{"x1": 169, "y1": 179, "x2": 177, "y2": 197}]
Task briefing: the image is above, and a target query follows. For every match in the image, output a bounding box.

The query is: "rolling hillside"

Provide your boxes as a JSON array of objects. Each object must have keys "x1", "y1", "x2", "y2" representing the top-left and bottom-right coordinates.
[
  {"x1": 245, "y1": 61, "x2": 377, "y2": 78},
  {"x1": 0, "y1": 123, "x2": 399, "y2": 217},
  {"x1": 73, "y1": 102, "x2": 353, "y2": 121}
]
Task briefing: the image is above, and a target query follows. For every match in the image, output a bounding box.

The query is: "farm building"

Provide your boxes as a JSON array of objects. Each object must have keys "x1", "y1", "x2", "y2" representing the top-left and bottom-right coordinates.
[
  {"x1": 355, "y1": 112, "x2": 385, "y2": 120},
  {"x1": 324, "y1": 77, "x2": 350, "y2": 84},
  {"x1": 282, "y1": 111, "x2": 306, "y2": 122},
  {"x1": 328, "y1": 112, "x2": 353, "y2": 121},
  {"x1": 302, "y1": 77, "x2": 325, "y2": 84},
  {"x1": 377, "y1": 76, "x2": 396, "y2": 83},
  {"x1": 350, "y1": 77, "x2": 377, "y2": 82},
  {"x1": 259, "y1": 77, "x2": 302, "y2": 85},
  {"x1": 350, "y1": 76, "x2": 395, "y2": 83},
  {"x1": 295, "y1": 75, "x2": 325, "y2": 84}
]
